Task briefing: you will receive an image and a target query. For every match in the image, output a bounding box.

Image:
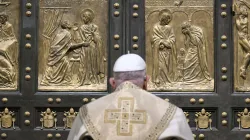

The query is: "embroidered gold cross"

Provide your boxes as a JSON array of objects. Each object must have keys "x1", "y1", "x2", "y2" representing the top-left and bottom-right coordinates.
[{"x1": 104, "y1": 97, "x2": 147, "y2": 136}]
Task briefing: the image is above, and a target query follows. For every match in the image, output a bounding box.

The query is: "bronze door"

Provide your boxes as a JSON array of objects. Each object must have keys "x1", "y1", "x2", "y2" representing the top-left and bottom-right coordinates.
[{"x1": 0, "y1": 0, "x2": 248, "y2": 140}]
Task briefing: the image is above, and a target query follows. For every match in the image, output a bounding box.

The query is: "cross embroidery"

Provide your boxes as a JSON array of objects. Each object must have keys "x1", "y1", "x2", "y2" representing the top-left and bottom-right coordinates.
[{"x1": 104, "y1": 97, "x2": 147, "y2": 136}]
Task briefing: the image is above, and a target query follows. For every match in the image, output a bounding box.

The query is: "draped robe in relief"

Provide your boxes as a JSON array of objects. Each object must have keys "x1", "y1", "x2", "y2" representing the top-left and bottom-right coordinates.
[
  {"x1": 79, "y1": 24, "x2": 104, "y2": 85},
  {"x1": 183, "y1": 26, "x2": 211, "y2": 83},
  {"x1": 41, "y1": 29, "x2": 72, "y2": 85},
  {"x1": 0, "y1": 22, "x2": 17, "y2": 86},
  {"x1": 151, "y1": 23, "x2": 176, "y2": 84},
  {"x1": 67, "y1": 82, "x2": 193, "y2": 140}
]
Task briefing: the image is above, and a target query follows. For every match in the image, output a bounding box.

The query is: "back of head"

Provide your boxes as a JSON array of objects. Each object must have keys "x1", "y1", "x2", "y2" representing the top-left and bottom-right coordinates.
[{"x1": 112, "y1": 53, "x2": 146, "y2": 87}]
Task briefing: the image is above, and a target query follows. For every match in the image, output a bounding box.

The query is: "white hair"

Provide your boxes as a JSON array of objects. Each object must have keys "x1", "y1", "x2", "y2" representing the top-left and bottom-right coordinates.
[{"x1": 114, "y1": 70, "x2": 146, "y2": 87}]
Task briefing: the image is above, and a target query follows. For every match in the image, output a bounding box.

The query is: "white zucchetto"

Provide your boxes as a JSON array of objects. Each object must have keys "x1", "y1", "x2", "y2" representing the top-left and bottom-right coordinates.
[{"x1": 113, "y1": 54, "x2": 146, "y2": 72}]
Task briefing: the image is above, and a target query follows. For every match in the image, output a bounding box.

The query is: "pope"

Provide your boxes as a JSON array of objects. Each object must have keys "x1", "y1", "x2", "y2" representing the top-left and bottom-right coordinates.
[{"x1": 68, "y1": 53, "x2": 193, "y2": 140}]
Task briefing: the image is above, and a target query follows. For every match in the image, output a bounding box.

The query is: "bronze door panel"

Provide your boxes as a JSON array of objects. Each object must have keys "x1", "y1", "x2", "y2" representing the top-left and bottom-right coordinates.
[
  {"x1": 38, "y1": 0, "x2": 108, "y2": 91},
  {"x1": 0, "y1": 0, "x2": 246, "y2": 139},
  {"x1": 0, "y1": 0, "x2": 19, "y2": 91},
  {"x1": 145, "y1": 0, "x2": 214, "y2": 92}
]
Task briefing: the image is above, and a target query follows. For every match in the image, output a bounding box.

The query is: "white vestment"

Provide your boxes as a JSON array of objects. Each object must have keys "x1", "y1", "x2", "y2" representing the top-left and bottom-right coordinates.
[{"x1": 68, "y1": 82, "x2": 193, "y2": 140}]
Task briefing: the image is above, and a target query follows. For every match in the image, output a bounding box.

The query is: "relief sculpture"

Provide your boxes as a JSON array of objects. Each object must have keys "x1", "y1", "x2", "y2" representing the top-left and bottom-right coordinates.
[
  {"x1": 40, "y1": 108, "x2": 57, "y2": 130},
  {"x1": 0, "y1": 108, "x2": 15, "y2": 129},
  {"x1": 38, "y1": 0, "x2": 108, "y2": 91},
  {"x1": 234, "y1": 0, "x2": 250, "y2": 91},
  {"x1": 0, "y1": 0, "x2": 19, "y2": 90},
  {"x1": 151, "y1": 9, "x2": 176, "y2": 85},
  {"x1": 63, "y1": 108, "x2": 78, "y2": 129},
  {"x1": 237, "y1": 108, "x2": 250, "y2": 129},
  {"x1": 195, "y1": 108, "x2": 212, "y2": 130},
  {"x1": 146, "y1": 0, "x2": 214, "y2": 91}
]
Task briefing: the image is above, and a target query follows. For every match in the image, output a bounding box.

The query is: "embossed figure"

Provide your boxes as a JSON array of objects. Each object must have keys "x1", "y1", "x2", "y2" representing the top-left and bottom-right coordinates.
[
  {"x1": 41, "y1": 21, "x2": 88, "y2": 86},
  {"x1": 195, "y1": 108, "x2": 212, "y2": 130},
  {"x1": 234, "y1": 0, "x2": 250, "y2": 79},
  {"x1": 183, "y1": 112, "x2": 189, "y2": 123},
  {"x1": 63, "y1": 108, "x2": 78, "y2": 129},
  {"x1": 0, "y1": 13, "x2": 16, "y2": 87},
  {"x1": 0, "y1": 108, "x2": 15, "y2": 129},
  {"x1": 40, "y1": 108, "x2": 57, "y2": 129},
  {"x1": 237, "y1": 108, "x2": 250, "y2": 129},
  {"x1": 77, "y1": 9, "x2": 105, "y2": 85},
  {"x1": 181, "y1": 22, "x2": 211, "y2": 83},
  {"x1": 151, "y1": 9, "x2": 176, "y2": 86}
]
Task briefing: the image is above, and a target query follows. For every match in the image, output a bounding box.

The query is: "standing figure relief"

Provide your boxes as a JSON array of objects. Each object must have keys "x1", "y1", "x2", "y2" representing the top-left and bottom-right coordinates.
[
  {"x1": 39, "y1": 7, "x2": 106, "y2": 90},
  {"x1": 181, "y1": 21, "x2": 211, "y2": 83},
  {"x1": 77, "y1": 9, "x2": 105, "y2": 85},
  {"x1": 41, "y1": 21, "x2": 89, "y2": 86},
  {"x1": 151, "y1": 9, "x2": 177, "y2": 86},
  {"x1": 234, "y1": 0, "x2": 250, "y2": 80},
  {"x1": 0, "y1": 13, "x2": 17, "y2": 88}
]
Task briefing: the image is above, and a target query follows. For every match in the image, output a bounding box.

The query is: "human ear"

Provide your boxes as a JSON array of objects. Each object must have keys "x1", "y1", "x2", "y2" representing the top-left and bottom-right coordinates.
[
  {"x1": 143, "y1": 75, "x2": 150, "y2": 90},
  {"x1": 109, "y1": 77, "x2": 116, "y2": 89}
]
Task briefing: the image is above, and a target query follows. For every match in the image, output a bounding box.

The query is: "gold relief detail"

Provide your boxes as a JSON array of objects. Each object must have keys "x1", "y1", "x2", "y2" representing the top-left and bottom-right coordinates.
[
  {"x1": 55, "y1": 98, "x2": 61, "y2": 103},
  {"x1": 114, "y1": 11, "x2": 119, "y2": 17},
  {"x1": 237, "y1": 108, "x2": 250, "y2": 129},
  {"x1": 221, "y1": 43, "x2": 227, "y2": 49},
  {"x1": 222, "y1": 112, "x2": 227, "y2": 117},
  {"x1": 40, "y1": 108, "x2": 57, "y2": 130},
  {"x1": 114, "y1": 34, "x2": 120, "y2": 40},
  {"x1": 221, "y1": 4, "x2": 227, "y2": 10},
  {"x1": 246, "y1": 98, "x2": 250, "y2": 103},
  {"x1": 198, "y1": 134, "x2": 205, "y2": 140},
  {"x1": 38, "y1": 0, "x2": 108, "y2": 91},
  {"x1": 26, "y1": 11, "x2": 31, "y2": 17},
  {"x1": 190, "y1": 98, "x2": 196, "y2": 104},
  {"x1": 133, "y1": 12, "x2": 138, "y2": 18},
  {"x1": 113, "y1": 3, "x2": 119, "y2": 9},
  {"x1": 0, "y1": 0, "x2": 19, "y2": 90},
  {"x1": 246, "y1": 134, "x2": 250, "y2": 139},
  {"x1": 26, "y1": 3, "x2": 32, "y2": 9},
  {"x1": 221, "y1": 35, "x2": 227, "y2": 41},
  {"x1": 104, "y1": 97, "x2": 147, "y2": 136},
  {"x1": 1, "y1": 97, "x2": 7, "y2": 103},
  {"x1": 221, "y1": 120, "x2": 227, "y2": 126},
  {"x1": 63, "y1": 108, "x2": 78, "y2": 129},
  {"x1": 132, "y1": 36, "x2": 138, "y2": 42},
  {"x1": 221, "y1": 75, "x2": 227, "y2": 81},
  {"x1": 24, "y1": 120, "x2": 30, "y2": 126},
  {"x1": 25, "y1": 67, "x2": 31, "y2": 72},
  {"x1": 47, "y1": 98, "x2": 53, "y2": 103},
  {"x1": 55, "y1": 133, "x2": 61, "y2": 138},
  {"x1": 83, "y1": 98, "x2": 89, "y2": 103},
  {"x1": 193, "y1": 134, "x2": 196, "y2": 139},
  {"x1": 198, "y1": 98, "x2": 204, "y2": 104},
  {"x1": 47, "y1": 133, "x2": 53, "y2": 138},
  {"x1": 0, "y1": 108, "x2": 15, "y2": 129},
  {"x1": 133, "y1": 4, "x2": 139, "y2": 10},
  {"x1": 133, "y1": 44, "x2": 138, "y2": 50},
  {"x1": 221, "y1": 67, "x2": 227, "y2": 73},
  {"x1": 195, "y1": 108, "x2": 212, "y2": 130},
  {"x1": 146, "y1": 0, "x2": 214, "y2": 92},
  {"x1": 233, "y1": 0, "x2": 250, "y2": 91},
  {"x1": 25, "y1": 34, "x2": 31, "y2": 39},
  {"x1": 1, "y1": 133, "x2": 7, "y2": 139},
  {"x1": 221, "y1": 12, "x2": 227, "y2": 18},
  {"x1": 25, "y1": 43, "x2": 31, "y2": 48},
  {"x1": 25, "y1": 75, "x2": 31, "y2": 80},
  {"x1": 164, "y1": 98, "x2": 169, "y2": 102},
  {"x1": 183, "y1": 112, "x2": 189, "y2": 123},
  {"x1": 114, "y1": 44, "x2": 119, "y2": 49}
]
